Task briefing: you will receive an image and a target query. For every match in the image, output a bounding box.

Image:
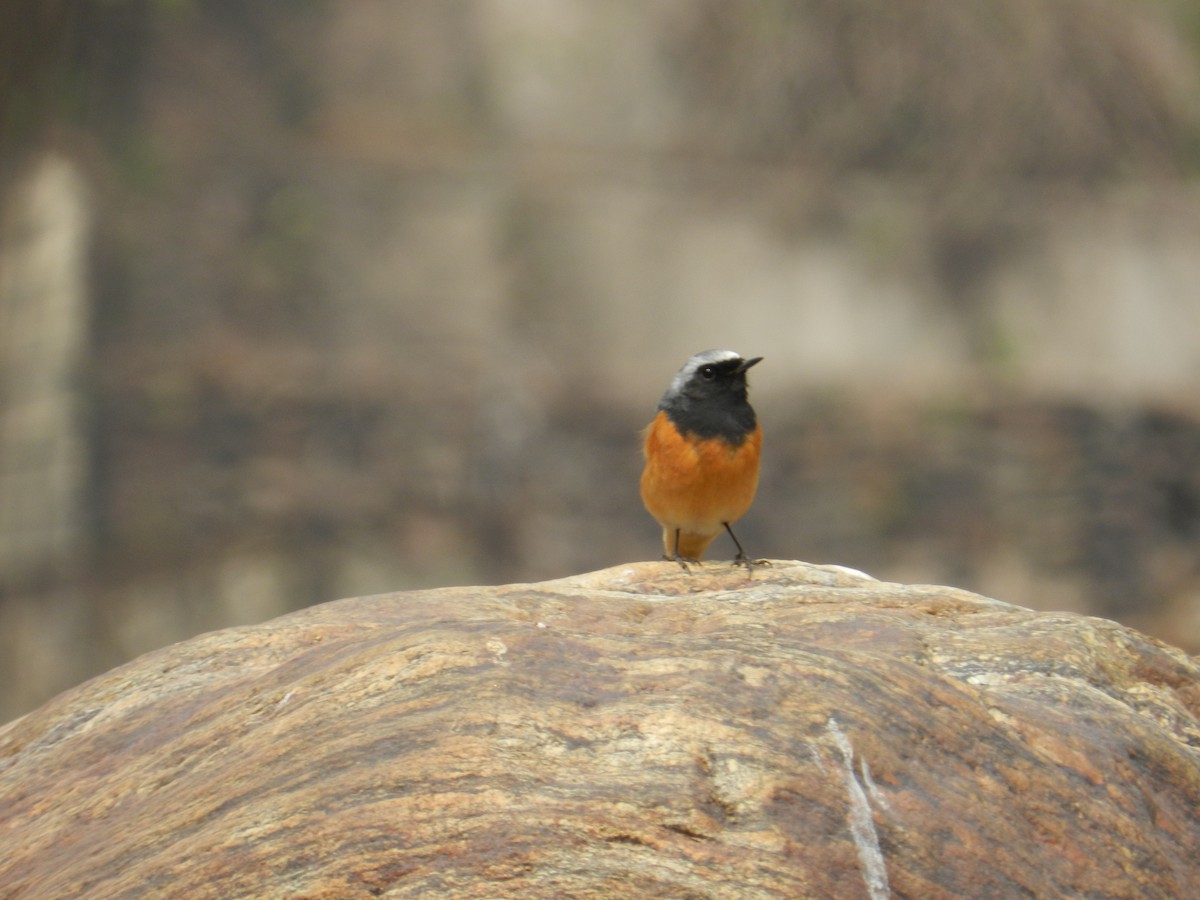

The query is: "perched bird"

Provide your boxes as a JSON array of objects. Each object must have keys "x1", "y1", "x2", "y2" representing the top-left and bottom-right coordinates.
[{"x1": 640, "y1": 349, "x2": 762, "y2": 565}]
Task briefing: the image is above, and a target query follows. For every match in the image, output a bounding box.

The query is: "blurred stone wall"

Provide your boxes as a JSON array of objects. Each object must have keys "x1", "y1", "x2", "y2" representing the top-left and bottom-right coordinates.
[
  {"x1": 0, "y1": 155, "x2": 95, "y2": 715},
  {"x1": 0, "y1": 155, "x2": 89, "y2": 585},
  {"x1": 1, "y1": 0, "x2": 1199, "y2": 721}
]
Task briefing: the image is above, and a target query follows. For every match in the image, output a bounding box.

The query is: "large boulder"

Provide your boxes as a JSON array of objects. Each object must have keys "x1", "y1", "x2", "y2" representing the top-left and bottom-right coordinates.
[{"x1": 1, "y1": 561, "x2": 1198, "y2": 897}]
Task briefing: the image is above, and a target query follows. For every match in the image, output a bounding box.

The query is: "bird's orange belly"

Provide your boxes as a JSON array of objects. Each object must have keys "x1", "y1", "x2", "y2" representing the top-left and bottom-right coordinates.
[{"x1": 640, "y1": 411, "x2": 762, "y2": 536}]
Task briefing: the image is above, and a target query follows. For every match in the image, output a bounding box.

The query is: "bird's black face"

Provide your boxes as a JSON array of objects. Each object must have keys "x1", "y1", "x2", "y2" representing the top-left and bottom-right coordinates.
[{"x1": 684, "y1": 356, "x2": 761, "y2": 404}]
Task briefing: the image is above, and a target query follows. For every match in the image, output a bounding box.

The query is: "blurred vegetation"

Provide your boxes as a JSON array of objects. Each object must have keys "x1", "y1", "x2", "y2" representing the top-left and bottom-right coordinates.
[
  {"x1": 668, "y1": 0, "x2": 1200, "y2": 181},
  {"x1": 0, "y1": 2, "x2": 76, "y2": 151},
  {"x1": 660, "y1": 0, "x2": 1200, "y2": 314},
  {"x1": 0, "y1": 1, "x2": 151, "y2": 164},
  {"x1": 0, "y1": 1, "x2": 324, "y2": 178},
  {"x1": 5, "y1": 1, "x2": 1200, "y2": 179}
]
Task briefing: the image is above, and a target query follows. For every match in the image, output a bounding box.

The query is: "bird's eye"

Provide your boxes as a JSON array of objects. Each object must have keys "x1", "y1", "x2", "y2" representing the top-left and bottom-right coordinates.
[{"x1": 699, "y1": 365, "x2": 717, "y2": 380}]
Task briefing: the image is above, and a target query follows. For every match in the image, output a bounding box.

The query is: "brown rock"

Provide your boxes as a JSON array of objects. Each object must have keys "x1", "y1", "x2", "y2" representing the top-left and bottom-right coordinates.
[{"x1": 1, "y1": 561, "x2": 1199, "y2": 898}]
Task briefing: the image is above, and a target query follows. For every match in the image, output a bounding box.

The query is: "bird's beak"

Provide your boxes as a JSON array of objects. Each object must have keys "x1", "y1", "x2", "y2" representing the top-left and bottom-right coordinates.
[{"x1": 737, "y1": 357, "x2": 763, "y2": 373}]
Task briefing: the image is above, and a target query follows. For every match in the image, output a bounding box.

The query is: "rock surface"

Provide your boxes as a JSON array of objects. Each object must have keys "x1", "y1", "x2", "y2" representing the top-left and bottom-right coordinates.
[{"x1": 2, "y1": 560, "x2": 1199, "y2": 898}]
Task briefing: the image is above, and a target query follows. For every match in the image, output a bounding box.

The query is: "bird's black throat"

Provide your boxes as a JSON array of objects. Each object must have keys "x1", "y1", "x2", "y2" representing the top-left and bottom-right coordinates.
[{"x1": 661, "y1": 393, "x2": 757, "y2": 447}]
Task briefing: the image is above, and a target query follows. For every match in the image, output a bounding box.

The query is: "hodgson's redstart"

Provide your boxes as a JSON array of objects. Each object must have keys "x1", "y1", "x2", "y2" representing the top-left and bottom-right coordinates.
[{"x1": 640, "y1": 349, "x2": 762, "y2": 564}]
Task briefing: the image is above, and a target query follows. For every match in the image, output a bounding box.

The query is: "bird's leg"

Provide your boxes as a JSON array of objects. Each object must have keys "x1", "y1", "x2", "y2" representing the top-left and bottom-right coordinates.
[
  {"x1": 725, "y1": 522, "x2": 764, "y2": 577},
  {"x1": 725, "y1": 523, "x2": 771, "y2": 575},
  {"x1": 662, "y1": 528, "x2": 696, "y2": 571},
  {"x1": 724, "y1": 522, "x2": 748, "y2": 562}
]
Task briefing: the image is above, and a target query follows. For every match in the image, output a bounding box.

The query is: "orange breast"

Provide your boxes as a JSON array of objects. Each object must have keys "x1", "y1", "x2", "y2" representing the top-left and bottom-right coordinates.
[{"x1": 640, "y1": 411, "x2": 762, "y2": 538}]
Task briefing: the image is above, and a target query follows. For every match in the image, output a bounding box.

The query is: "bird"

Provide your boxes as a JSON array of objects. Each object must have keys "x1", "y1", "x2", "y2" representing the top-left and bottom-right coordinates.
[{"x1": 640, "y1": 349, "x2": 763, "y2": 566}]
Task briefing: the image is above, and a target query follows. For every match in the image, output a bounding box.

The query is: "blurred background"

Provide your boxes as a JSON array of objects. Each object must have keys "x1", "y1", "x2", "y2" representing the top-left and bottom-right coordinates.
[{"x1": 2, "y1": 0, "x2": 1200, "y2": 722}]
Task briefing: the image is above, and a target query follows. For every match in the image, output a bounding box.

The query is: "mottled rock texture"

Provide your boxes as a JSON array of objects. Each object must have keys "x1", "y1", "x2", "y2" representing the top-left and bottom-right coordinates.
[{"x1": 2, "y1": 561, "x2": 1199, "y2": 898}]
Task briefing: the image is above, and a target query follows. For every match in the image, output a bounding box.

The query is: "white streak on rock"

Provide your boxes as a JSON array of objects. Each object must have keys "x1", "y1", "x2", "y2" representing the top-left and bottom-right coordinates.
[{"x1": 827, "y1": 717, "x2": 890, "y2": 900}]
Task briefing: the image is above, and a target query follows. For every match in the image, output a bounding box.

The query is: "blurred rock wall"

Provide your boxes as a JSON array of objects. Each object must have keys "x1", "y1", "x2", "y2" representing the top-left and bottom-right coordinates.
[
  {"x1": 2, "y1": 0, "x2": 1199, "y2": 721},
  {"x1": 0, "y1": 156, "x2": 90, "y2": 584},
  {"x1": 0, "y1": 155, "x2": 95, "y2": 715}
]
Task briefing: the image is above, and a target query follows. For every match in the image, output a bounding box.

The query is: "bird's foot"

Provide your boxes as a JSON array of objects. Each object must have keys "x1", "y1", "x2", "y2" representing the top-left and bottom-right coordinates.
[
  {"x1": 732, "y1": 555, "x2": 771, "y2": 577},
  {"x1": 662, "y1": 553, "x2": 701, "y2": 572}
]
